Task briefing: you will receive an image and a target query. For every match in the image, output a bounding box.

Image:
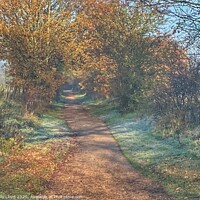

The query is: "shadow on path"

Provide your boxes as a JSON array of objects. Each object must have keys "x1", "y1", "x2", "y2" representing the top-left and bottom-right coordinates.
[{"x1": 45, "y1": 92, "x2": 171, "y2": 200}]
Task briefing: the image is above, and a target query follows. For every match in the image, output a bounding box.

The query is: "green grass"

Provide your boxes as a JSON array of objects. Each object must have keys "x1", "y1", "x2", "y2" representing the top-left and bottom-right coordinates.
[
  {"x1": 25, "y1": 103, "x2": 71, "y2": 145},
  {"x1": 86, "y1": 97, "x2": 200, "y2": 200}
]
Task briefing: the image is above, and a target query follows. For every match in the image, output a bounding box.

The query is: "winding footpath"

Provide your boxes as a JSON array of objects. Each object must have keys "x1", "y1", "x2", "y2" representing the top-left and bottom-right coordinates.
[{"x1": 45, "y1": 94, "x2": 171, "y2": 200}]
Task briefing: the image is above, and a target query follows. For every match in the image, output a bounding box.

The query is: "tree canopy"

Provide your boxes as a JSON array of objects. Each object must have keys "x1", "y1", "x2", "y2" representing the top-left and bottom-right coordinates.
[{"x1": 0, "y1": 0, "x2": 199, "y2": 133}]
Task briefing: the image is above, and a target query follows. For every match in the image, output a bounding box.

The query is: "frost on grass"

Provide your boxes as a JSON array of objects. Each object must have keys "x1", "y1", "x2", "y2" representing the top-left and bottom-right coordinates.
[
  {"x1": 104, "y1": 112, "x2": 200, "y2": 199},
  {"x1": 26, "y1": 114, "x2": 71, "y2": 144}
]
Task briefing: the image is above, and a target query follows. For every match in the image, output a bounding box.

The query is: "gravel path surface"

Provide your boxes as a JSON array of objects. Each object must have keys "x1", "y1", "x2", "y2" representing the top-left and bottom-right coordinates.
[{"x1": 45, "y1": 94, "x2": 171, "y2": 200}]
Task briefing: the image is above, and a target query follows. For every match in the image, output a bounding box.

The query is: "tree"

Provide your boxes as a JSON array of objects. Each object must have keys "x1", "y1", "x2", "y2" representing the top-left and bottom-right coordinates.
[
  {"x1": 64, "y1": 0, "x2": 120, "y2": 97},
  {"x1": 131, "y1": 0, "x2": 200, "y2": 48},
  {"x1": 0, "y1": 0, "x2": 72, "y2": 114},
  {"x1": 143, "y1": 37, "x2": 200, "y2": 140},
  {"x1": 67, "y1": 0, "x2": 163, "y2": 103}
]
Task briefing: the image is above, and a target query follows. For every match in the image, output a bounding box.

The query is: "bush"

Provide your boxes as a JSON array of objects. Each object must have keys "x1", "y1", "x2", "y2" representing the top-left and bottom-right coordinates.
[
  {"x1": 0, "y1": 86, "x2": 32, "y2": 155},
  {"x1": 152, "y1": 63, "x2": 200, "y2": 141}
]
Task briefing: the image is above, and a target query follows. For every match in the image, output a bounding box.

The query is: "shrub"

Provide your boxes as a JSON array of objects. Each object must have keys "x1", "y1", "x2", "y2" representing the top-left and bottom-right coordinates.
[{"x1": 0, "y1": 85, "x2": 31, "y2": 155}]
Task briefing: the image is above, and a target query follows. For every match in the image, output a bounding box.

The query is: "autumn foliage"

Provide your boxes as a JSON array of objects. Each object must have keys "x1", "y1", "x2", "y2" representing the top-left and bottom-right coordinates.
[
  {"x1": 0, "y1": 0, "x2": 72, "y2": 114},
  {"x1": 0, "y1": 141, "x2": 69, "y2": 194},
  {"x1": 0, "y1": 0, "x2": 199, "y2": 135}
]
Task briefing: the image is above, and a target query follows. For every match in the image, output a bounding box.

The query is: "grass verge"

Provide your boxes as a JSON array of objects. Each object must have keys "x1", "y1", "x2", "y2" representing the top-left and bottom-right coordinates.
[{"x1": 0, "y1": 102, "x2": 72, "y2": 198}]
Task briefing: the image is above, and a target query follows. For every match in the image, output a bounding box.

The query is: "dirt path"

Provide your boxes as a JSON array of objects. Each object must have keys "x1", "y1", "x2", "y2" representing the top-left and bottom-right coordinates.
[{"x1": 45, "y1": 94, "x2": 171, "y2": 200}]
